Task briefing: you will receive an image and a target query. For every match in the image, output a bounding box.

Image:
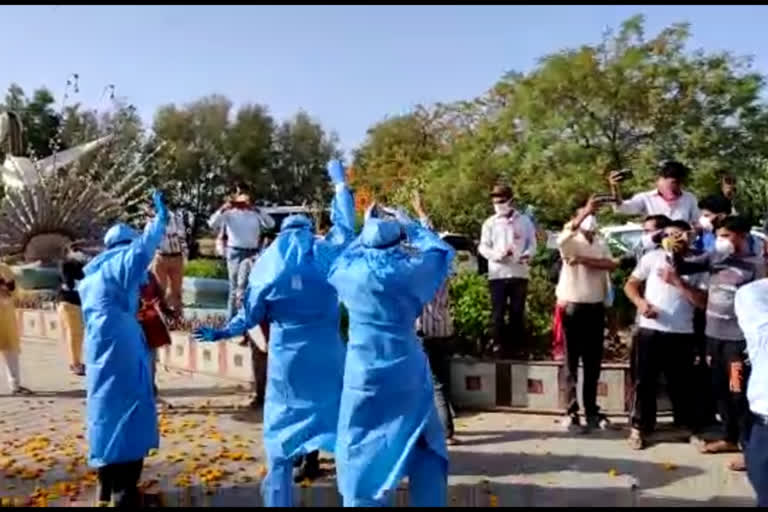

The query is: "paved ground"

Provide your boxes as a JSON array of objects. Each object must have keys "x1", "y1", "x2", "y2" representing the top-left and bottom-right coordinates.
[{"x1": 0, "y1": 338, "x2": 757, "y2": 507}]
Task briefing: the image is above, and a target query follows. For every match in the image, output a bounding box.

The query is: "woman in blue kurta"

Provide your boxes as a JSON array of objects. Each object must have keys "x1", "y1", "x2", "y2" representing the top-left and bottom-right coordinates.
[
  {"x1": 193, "y1": 161, "x2": 355, "y2": 507},
  {"x1": 78, "y1": 190, "x2": 168, "y2": 507},
  {"x1": 328, "y1": 206, "x2": 455, "y2": 507}
]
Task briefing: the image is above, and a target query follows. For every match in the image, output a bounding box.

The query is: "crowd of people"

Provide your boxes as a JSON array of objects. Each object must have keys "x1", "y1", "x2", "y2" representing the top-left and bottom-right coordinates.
[
  {"x1": 3, "y1": 156, "x2": 768, "y2": 506},
  {"x1": 478, "y1": 160, "x2": 768, "y2": 504}
]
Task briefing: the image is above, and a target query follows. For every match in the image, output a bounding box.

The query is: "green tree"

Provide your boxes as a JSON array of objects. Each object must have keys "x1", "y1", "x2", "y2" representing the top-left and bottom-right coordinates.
[
  {"x1": 149, "y1": 96, "x2": 341, "y2": 256},
  {"x1": 1, "y1": 83, "x2": 61, "y2": 159},
  {"x1": 149, "y1": 95, "x2": 233, "y2": 253},
  {"x1": 491, "y1": 14, "x2": 768, "y2": 225},
  {"x1": 270, "y1": 111, "x2": 341, "y2": 207}
]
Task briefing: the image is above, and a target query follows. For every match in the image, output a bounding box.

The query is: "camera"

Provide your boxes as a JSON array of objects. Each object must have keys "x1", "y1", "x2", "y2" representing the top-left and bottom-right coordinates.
[{"x1": 611, "y1": 168, "x2": 634, "y2": 182}]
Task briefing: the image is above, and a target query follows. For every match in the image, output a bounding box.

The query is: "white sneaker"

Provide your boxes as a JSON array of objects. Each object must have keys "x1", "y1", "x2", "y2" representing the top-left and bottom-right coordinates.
[{"x1": 562, "y1": 413, "x2": 581, "y2": 432}]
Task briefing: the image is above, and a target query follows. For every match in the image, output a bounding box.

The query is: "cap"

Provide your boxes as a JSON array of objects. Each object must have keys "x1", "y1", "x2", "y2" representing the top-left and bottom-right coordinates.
[{"x1": 490, "y1": 184, "x2": 512, "y2": 200}]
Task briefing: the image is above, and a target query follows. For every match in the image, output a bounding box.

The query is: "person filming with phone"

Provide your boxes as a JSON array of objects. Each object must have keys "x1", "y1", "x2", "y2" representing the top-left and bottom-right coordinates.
[
  {"x1": 608, "y1": 161, "x2": 700, "y2": 224},
  {"x1": 555, "y1": 194, "x2": 618, "y2": 432}
]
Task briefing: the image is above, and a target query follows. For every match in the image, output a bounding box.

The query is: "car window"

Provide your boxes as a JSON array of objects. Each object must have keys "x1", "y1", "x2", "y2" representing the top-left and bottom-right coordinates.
[{"x1": 614, "y1": 230, "x2": 642, "y2": 250}]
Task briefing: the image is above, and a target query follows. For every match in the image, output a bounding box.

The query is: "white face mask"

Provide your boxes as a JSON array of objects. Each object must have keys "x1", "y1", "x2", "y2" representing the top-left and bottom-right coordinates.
[
  {"x1": 579, "y1": 214, "x2": 598, "y2": 233},
  {"x1": 493, "y1": 202, "x2": 512, "y2": 216},
  {"x1": 714, "y1": 237, "x2": 735, "y2": 258},
  {"x1": 641, "y1": 232, "x2": 659, "y2": 250},
  {"x1": 699, "y1": 215, "x2": 714, "y2": 232}
]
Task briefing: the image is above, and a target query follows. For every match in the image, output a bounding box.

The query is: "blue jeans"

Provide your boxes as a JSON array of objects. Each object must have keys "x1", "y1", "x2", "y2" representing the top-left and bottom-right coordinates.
[
  {"x1": 747, "y1": 419, "x2": 768, "y2": 506},
  {"x1": 226, "y1": 247, "x2": 259, "y2": 320}
]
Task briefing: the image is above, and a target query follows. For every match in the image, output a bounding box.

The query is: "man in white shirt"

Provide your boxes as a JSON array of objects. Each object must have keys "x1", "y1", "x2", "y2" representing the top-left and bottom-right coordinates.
[
  {"x1": 208, "y1": 185, "x2": 275, "y2": 319},
  {"x1": 556, "y1": 196, "x2": 618, "y2": 431},
  {"x1": 734, "y1": 278, "x2": 768, "y2": 506},
  {"x1": 608, "y1": 160, "x2": 700, "y2": 224},
  {"x1": 623, "y1": 220, "x2": 708, "y2": 450},
  {"x1": 478, "y1": 184, "x2": 537, "y2": 358}
]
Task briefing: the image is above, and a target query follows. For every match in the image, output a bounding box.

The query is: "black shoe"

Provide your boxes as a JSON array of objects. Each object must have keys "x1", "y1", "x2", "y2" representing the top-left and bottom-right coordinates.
[
  {"x1": 586, "y1": 414, "x2": 611, "y2": 431},
  {"x1": 293, "y1": 452, "x2": 320, "y2": 483}
]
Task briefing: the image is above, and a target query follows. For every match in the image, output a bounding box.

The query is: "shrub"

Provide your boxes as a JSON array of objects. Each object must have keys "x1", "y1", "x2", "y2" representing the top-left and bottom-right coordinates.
[
  {"x1": 184, "y1": 259, "x2": 228, "y2": 280},
  {"x1": 448, "y1": 271, "x2": 491, "y2": 354},
  {"x1": 522, "y1": 263, "x2": 557, "y2": 360}
]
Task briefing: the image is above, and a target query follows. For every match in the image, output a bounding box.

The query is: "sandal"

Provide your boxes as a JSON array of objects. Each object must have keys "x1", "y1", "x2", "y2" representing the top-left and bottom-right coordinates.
[
  {"x1": 727, "y1": 454, "x2": 747, "y2": 472},
  {"x1": 699, "y1": 440, "x2": 740, "y2": 454},
  {"x1": 11, "y1": 386, "x2": 33, "y2": 396}
]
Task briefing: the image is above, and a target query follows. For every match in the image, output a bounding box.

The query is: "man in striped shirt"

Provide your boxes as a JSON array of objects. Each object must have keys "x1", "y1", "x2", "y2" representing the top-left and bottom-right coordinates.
[
  {"x1": 412, "y1": 191, "x2": 456, "y2": 444},
  {"x1": 151, "y1": 207, "x2": 188, "y2": 316}
]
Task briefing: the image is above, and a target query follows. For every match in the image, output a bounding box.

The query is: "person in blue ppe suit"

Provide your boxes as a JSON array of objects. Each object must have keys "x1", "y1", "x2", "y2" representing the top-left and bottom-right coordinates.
[
  {"x1": 192, "y1": 160, "x2": 355, "y2": 507},
  {"x1": 78, "y1": 190, "x2": 169, "y2": 508},
  {"x1": 328, "y1": 204, "x2": 456, "y2": 507}
]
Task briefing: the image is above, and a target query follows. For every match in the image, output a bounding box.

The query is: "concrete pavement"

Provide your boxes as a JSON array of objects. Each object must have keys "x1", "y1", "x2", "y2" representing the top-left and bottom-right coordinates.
[{"x1": 0, "y1": 338, "x2": 757, "y2": 507}]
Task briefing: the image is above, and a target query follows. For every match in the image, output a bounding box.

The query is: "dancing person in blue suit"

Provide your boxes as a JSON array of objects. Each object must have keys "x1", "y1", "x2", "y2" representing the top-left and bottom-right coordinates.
[
  {"x1": 193, "y1": 160, "x2": 355, "y2": 507},
  {"x1": 328, "y1": 204, "x2": 455, "y2": 507},
  {"x1": 78, "y1": 190, "x2": 169, "y2": 507}
]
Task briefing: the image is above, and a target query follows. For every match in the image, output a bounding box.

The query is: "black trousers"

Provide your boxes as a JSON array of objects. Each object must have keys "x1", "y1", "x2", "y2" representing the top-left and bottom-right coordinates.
[
  {"x1": 746, "y1": 419, "x2": 768, "y2": 507},
  {"x1": 423, "y1": 337, "x2": 455, "y2": 439},
  {"x1": 97, "y1": 459, "x2": 144, "y2": 507},
  {"x1": 708, "y1": 337, "x2": 751, "y2": 445},
  {"x1": 249, "y1": 341, "x2": 267, "y2": 403},
  {"x1": 489, "y1": 278, "x2": 528, "y2": 354},
  {"x1": 630, "y1": 328, "x2": 695, "y2": 433},
  {"x1": 293, "y1": 450, "x2": 319, "y2": 468},
  {"x1": 562, "y1": 302, "x2": 605, "y2": 418},
  {"x1": 691, "y1": 309, "x2": 718, "y2": 428}
]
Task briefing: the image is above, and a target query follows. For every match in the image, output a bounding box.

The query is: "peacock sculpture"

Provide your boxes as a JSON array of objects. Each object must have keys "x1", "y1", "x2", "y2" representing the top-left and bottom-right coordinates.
[{"x1": 0, "y1": 106, "x2": 166, "y2": 266}]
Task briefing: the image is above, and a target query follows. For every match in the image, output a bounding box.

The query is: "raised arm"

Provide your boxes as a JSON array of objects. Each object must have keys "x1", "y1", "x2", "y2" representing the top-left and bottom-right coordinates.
[
  {"x1": 314, "y1": 160, "x2": 357, "y2": 275},
  {"x1": 612, "y1": 192, "x2": 648, "y2": 216},
  {"x1": 208, "y1": 203, "x2": 229, "y2": 230},
  {"x1": 258, "y1": 209, "x2": 276, "y2": 230},
  {"x1": 124, "y1": 191, "x2": 169, "y2": 288},
  {"x1": 397, "y1": 210, "x2": 456, "y2": 305}
]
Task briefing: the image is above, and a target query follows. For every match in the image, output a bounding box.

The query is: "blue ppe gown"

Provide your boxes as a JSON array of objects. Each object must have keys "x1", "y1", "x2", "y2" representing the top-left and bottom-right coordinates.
[
  {"x1": 328, "y1": 215, "x2": 456, "y2": 507},
  {"x1": 78, "y1": 211, "x2": 168, "y2": 468},
  {"x1": 210, "y1": 183, "x2": 355, "y2": 506}
]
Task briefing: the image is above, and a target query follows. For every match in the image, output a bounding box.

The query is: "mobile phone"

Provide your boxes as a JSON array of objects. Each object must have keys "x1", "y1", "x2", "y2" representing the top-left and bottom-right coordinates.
[
  {"x1": 612, "y1": 168, "x2": 634, "y2": 182},
  {"x1": 592, "y1": 194, "x2": 615, "y2": 204}
]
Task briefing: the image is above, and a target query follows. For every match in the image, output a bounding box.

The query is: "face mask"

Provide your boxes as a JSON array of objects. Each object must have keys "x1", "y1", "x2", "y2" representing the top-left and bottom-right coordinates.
[
  {"x1": 493, "y1": 202, "x2": 512, "y2": 216},
  {"x1": 714, "y1": 238, "x2": 735, "y2": 258},
  {"x1": 579, "y1": 214, "x2": 598, "y2": 232},
  {"x1": 699, "y1": 215, "x2": 714, "y2": 232},
  {"x1": 641, "y1": 232, "x2": 659, "y2": 250}
]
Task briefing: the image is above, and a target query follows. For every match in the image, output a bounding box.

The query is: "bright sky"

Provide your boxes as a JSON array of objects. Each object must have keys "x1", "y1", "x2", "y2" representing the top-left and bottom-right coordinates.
[{"x1": 3, "y1": 5, "x2": 768, "y2": 156}]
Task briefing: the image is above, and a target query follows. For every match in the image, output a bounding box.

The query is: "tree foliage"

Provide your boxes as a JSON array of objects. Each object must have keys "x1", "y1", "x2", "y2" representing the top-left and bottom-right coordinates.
[
  {"x1": 147, "y1": 96, "x2": 341, "y2": 255},
  {"x1": 352, "y1": 14, "x2": 768, "y2": 232}
]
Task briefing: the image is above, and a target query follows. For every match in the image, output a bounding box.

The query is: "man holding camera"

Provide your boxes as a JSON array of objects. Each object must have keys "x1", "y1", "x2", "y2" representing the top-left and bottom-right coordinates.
[
  {"x1": 208, "y1": 184, "x2": 276, "y2": 320},
  {"x1": 608, "y1": 161, "x2": 700, "y2": 224},
  {"x1": 556, "y1": 195, "x2": 618, "y2": 431}
]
